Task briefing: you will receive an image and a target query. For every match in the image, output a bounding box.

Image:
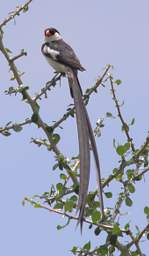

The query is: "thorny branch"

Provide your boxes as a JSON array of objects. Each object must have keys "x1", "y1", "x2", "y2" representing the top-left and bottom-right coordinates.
[
  {"x1": 0, "y1": 118, "x2": 31, "y2": 136},
  {"x1": 127, "y1": 224, "x2": 149, "y2": 249},
  {"x1": 51, "y1": 65, "x2": 111, "y2": 130},
  {"x1": 24, "y1": 197, "x2": 128, "y2": 233},
  {"x1": 0, "y1": 0, "x2": 33, "y2": 28},
  {"x1": 109, "y1": 75, "x2": 136, "y2": 152},
  {"x1": 0, "y1": 26, "x2": 78, "y2": 188},
  {"x1": 24, "y1": 197, "x2": 141, "y2": 256},
  {"x1": 34, "y1": 73, "x2": 63, "y2": 101},
  {"x1": 10, "y1": 49, "x2": 27, "y2": 62},
  {"x1": 127, "y1": 229, "x2": 144, "y2": 256},
  {"x1": 0, "y1": 2, "x2": 148, "y2": 255}
]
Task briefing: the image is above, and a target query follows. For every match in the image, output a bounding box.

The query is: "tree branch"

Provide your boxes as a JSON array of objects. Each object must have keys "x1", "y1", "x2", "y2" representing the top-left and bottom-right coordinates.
[
  {"x1": 10, "y1": 49, "x2": 27, "y2": 62},
  {"x1": 34, "y1": 73, "x2": 62, "y2": 101},
  {"x1": 52, "y1": 65, "x2": 111, "y2": 130},
  {"x1": 0, "y1": 0, "x2": 33, "y2": 28},
  {"x1": 24, "y1": 197, "x2": 128, "y2": 234},
  {"x1": 0, "y1": 30, "x2": 78, "y2": 187},
  {"x1": 0, "y1": 119, "x2": 31, "y2": 135},
  {"x1": 127, "y1": 224, "x2": 149, "y2": 249},
  {"x1": 109, "y1": 75, "x2": 135, "y2": 152}
]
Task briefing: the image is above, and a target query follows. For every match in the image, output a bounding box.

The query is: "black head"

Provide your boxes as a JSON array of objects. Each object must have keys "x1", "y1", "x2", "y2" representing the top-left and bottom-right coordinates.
[{"x1": 44, "y1": 27, "x2": 60, "y2": 37}]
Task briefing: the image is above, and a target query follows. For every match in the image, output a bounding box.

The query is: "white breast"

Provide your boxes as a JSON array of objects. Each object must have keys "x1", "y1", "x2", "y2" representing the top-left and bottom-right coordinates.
[
  {"x1": 45, "y1": 55, "x2": 67, "y2": 73},
  {"x1": 43, "y1": 44, "x2": 67, "y2": 73},
  {"x1": 42, "y1": 44, "x2": 59, "y2": 60}
]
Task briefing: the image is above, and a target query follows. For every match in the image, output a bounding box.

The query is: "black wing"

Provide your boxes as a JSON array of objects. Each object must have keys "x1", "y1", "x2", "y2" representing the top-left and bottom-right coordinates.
[{"x1": 49, "y1": 39, "x2": 85, "y2": 71}]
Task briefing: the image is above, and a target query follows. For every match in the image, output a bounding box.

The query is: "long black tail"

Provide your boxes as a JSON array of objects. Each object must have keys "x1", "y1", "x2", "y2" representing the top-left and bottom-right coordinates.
[
  {"x1": 84, "y1": 109, "x2": 104, "y2": 215},
  {"x1": 67, "y1": 69, "x2": 104, "y2": 232},
  {"x1": 74, "y1": 73, "x2": 104, "y2": 215},
  {"x1": 67, "y1": 69, "x2": 90, "y2": 232}
]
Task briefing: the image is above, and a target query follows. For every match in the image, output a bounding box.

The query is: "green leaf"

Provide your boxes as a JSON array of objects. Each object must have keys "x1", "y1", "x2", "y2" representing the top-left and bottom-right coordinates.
[
  {"x1": 57, "y1": 154, "x2": 66, "y2": 170},
  {"x1": 115, "y1": 79, "x2": 122, "y2": 85},
  {"x1": 105, "y1": 192, "x2": 112, "y2": 198},
  {"x1": 56, "y1": 183, "x2": 63, "y2": 193},
  {"x1": 64, "y1": 199, "x2": 74, "y2": 212},
  {"x1": 124, "y1": 223, "x2": 130, "y2": 230},
  {"x1": 116, "y1": 142, "x2": 130, "y2": 156},
  {"x1": 112, "y1": 223, "x2": 122, "y2": 236},
  {"x1": 60, "y1": 173, "x2": 67, "y2": 181},
  {"x1": 83, "y1": 241, "x2": 91, "y2": 250},
  {"x1": 131, "y1": 251, "x2": 138, "y2": 256},
  {"x1": 57, "y1": 224, "x2": 63, "y2": 230},
  {"x1": 57, "y1": 218, "x2": 70, "y2": 230},
  {"x1": 130, "y1": 118, "x2": 135, "y2": 126},
  {"x1": 1, "y1": 130, "x2": 11, "y2": 136},
  {"x1": 71, "y1": 246, "x2": 78, "y2": 254},
  {"x1": 87, "y1": 192, "x2": 96, "y2": 206},
  {"x1": 106, "y1": 112, "x2": 113, "y2": 118},
  {"x1": 128, "y1": 183, "x2": 135, "y2": 193},
  {"x1": 134, "y1": 174, "x2": 142, "y2": 181},
  {"x1": 91, "y1": 210, "x2": 101, "y2": 223},
  {"x1": 70, "y1": 195, "x2": 78, "y2": 202},
  {"x1": 52, "y1": 163, "x2": 59, "y2": 170},
  {"x1": 34, "y1": 202, "x2": 41, "y2": 208},
  {"x1": 146, "y1": 232, "x2": 149, "y2": 240},
  {"x1": 127, "y1": 169, "x2": 134, "y2": 179},
  {"x1": 54, "y1": 202, "x2": 63, "y2": 209},
  {"x1": 113, "y1": 168, "x2": 118, "y2": 175},
  {"x1": 144, "y1": 206, "x2": 149, "y2": 215},
  {"x1": 97, "y1": 245, "x2": 108, "y2": 255},
  {"x1": 94, "y1": 226, "x2": 101, "y2": 236},
  {"x1": 52, "y1": 133, "x2": 60, "y2": 145},
  {"x1": 125, "y1": 197, "x2": 133, "y2": 207},
  {"x1": 13, "y1": 124, "x2": 23, "y2": 132},
  {"x1": 115, "y1": 171, "x2": 123, "y2": 181}
]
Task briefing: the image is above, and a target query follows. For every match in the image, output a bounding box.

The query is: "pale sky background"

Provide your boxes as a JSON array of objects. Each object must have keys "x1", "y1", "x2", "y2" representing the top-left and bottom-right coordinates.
[{"x1": 0, "y1": 0, "x2": 149, "y2": 255}]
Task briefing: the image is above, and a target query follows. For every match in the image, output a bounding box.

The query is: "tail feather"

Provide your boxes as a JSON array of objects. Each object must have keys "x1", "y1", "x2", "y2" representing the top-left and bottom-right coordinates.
[
  {"x1": 84, "y1": 109, "x2": 104, "y2": 215},
  {"x1": 67, "y1": 68, "x2": 104, "y2": 232},
  {"x1": 67, "y1": 69, "x2": 90, "y2": 232}
]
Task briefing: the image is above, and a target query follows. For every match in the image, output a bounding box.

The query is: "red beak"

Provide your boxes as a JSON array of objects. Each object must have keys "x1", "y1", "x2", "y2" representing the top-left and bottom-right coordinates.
[{"x1": 45, "y1": 30, "x2": 51, "y2": 37}]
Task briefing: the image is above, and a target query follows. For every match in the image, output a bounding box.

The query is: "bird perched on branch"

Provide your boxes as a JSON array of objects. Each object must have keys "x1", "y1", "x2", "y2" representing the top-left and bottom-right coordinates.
[{"x1": 41, "y1": 27, "x2": 104, "y2": 231}]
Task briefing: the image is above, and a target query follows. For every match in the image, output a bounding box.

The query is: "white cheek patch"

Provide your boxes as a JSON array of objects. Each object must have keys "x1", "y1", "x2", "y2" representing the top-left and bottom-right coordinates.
[{"x1": 43, "y1": 45, "x2": 59, "y2": 60}]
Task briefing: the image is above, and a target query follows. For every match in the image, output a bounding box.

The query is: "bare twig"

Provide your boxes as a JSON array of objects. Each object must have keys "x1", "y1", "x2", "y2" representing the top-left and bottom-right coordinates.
[
  {"x1": 133, "y1": 167, "x2": 149, "y2": 181},
  {"x1": 0, "y1": 119, "x2": 31, "y2": 134},
  {"x1": 0, "y1": 31, "x2": 78, "y2": 187},
  {"x1": 135, "y1": 137, "x2": 149, "y2": 158},
  {"x1": 110, "y1": 192, "x2": 125, "y2": 221},
  {"x1": 10, "y1": 50, "x2": 27, "y2": 62},
  {"x1": 128, "y1": 224, "x2": 149, "y2": 249},
  {"x1": 34, "y1": 73, "x2": 62, "y2": 101},
  {"x1": 127, "y1": 230, "x2": 144, "y2": 256},
  {"x1": 109, "y1": 76, "x2": 135, "y2": 152},
  {"x1": 0, "y1": 0, "x2": 33, "y2": 28},
  {"x1": 24, "y1": 197, "x2": 128, "y2": 234},
  {"x1": 52, "y1": 65, "x2": 111, "y2": 130}
]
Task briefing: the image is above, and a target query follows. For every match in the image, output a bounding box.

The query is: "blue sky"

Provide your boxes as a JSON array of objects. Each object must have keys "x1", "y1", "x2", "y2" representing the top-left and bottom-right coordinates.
[{"x1": 0, "y1": 0, "x2": 149, "y2": 255}]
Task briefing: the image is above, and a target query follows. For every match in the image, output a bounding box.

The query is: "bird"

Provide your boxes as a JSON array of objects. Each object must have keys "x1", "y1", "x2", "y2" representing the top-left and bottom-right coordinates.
[{"x1": 41, "y1": 27, "x2": 104, "y2": 231}]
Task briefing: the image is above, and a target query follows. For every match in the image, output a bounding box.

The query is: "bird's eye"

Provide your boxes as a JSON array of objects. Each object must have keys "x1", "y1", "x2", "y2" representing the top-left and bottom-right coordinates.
[{"x1": 49, "y1": 29, "x2": 55, "y2": 35}]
